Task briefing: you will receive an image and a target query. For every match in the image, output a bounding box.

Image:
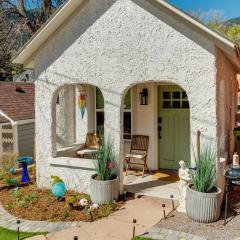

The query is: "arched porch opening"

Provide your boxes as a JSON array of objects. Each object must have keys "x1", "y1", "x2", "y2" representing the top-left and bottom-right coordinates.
[
  {"x1": 52, "y1": 84, "x2": 104, "y2": 158},
  {"x1": 121, "y1": 81, "x2": 191, "y2": 198}
]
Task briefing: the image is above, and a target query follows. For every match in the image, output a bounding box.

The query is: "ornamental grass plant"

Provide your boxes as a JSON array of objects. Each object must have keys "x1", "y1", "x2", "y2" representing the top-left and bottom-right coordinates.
[
  {"x1": 93, "y1": 138, "x2": 117, "y2": 181},
  {"x1": 191, "y1": 146, "x2": 216, "y2": 193}
]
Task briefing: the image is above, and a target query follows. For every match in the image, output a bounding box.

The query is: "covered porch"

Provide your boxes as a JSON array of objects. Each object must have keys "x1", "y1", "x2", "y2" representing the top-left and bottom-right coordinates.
[{"x1": 47, "y1": 81, "x2": 203, "y2": 199}]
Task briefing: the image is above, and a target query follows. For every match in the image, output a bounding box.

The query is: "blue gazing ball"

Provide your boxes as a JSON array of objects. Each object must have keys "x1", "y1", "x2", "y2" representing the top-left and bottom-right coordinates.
[{"x1": 51, "y1": 182, "x2": 66, "y2": 198}]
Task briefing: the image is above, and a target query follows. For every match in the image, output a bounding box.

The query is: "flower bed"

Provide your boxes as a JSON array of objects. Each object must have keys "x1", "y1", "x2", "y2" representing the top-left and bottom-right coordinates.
[{"x1": 0, "y1": 169, "x2": 128, "y2": 222}]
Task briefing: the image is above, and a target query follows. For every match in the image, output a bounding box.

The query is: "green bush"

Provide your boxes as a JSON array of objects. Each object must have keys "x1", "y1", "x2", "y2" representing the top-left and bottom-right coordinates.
[
  {"x1": 3, "y1": 177, "x2": 17, "y2": 187},
  {"x1": 191, "y1": 146, "x2": 216, "y2": 193},
  {"x1": 93, "y1": 138, "x2": 117, "y2": 181},
  {"x1": 65, "y1": 196, "x2": 77, "y2": 208}
]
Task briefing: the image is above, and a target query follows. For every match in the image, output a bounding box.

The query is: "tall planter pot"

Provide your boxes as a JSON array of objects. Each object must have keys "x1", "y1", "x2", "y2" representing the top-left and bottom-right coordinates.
[
  {"x1": 186, "y1": 184, "x2": 222, "y2": 223},
  {"x1": 90, "y1": 174, "x2": 119, "y2": 204}
]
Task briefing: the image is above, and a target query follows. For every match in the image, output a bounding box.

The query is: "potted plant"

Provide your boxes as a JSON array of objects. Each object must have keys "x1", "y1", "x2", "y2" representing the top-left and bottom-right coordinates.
[
  {"x1": 186, "y1": 146, "x2": 222, "y2": 223},
  {"x1": 90, "y1": 138, "x2": 119, "y2": 204}
]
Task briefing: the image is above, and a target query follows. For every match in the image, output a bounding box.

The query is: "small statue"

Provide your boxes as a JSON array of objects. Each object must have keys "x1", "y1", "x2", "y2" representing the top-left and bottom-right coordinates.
[{"x1": 177, "y1": 160, "x2": 191, "y2": 213}]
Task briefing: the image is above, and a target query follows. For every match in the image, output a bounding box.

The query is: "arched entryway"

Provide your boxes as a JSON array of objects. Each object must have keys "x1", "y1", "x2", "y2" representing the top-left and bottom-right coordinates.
[{"x1": 121, "y1": 81, "x2": 190, "y2": 199}]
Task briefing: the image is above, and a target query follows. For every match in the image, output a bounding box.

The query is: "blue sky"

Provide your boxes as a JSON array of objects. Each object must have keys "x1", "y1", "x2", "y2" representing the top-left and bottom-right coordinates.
[{"x1": 169, "y1": 0, "x2": 240, "y2": 19}]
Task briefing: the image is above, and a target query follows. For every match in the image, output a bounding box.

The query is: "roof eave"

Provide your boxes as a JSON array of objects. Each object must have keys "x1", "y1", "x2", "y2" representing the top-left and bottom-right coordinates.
[
  {"x1": 12, "y1": 0, "x2": 86, "y2": 66},
  {"x1": 12, "y1": 0, "x2": 240, "y2": 71}
]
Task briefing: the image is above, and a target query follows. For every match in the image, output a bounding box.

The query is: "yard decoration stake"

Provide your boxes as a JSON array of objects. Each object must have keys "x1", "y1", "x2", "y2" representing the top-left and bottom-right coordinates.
[
  {"x1": 170, "y1": 195, "x2": 175, "y2": 210},
  {"x1": 79, "y1": 91, "x2": 86, "y2": 119},
  {"x1": 16, "y1": 220, "x2": 20, "y2": 240},
  {"x1": 162, "y1": 204, "x2": 166, "y2": 219},
  {"x1": 132, "y1": 219, "x2": 137, "y2": 238}
]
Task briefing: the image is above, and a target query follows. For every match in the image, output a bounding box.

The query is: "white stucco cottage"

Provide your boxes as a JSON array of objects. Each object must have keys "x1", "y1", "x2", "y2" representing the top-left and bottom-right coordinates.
[{"x1": 13, "y1": 0, "x2": 240, "y2": 194}]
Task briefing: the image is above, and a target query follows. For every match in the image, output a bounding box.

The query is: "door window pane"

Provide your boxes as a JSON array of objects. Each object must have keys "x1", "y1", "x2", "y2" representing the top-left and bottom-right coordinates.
[
  {"x1": 182, "y1": 91, "x2": 188, "y2": 100},
  {"x1": 163, "y1": 92, "x2": 171, "y2": 99},
  {"x1": 182, "y1": 101, "x2": 189, "y2": 109},
  {"x1": 163, "y1": 101, "x2": 171, "y2": 109},
  {"x1": 172, "y1": 101, "x2": 181, "y2": 108},
  {"x1": 172, "y1": 91, "x2": 180, "y2": 99}
]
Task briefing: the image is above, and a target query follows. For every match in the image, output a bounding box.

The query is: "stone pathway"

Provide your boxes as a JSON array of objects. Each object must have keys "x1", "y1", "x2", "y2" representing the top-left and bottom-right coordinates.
[
  {"x1": 24, "y1": 196, "x2": 174, "y2": 240},
  {"x1": 0, "y1": 203, "x2": 85, "y2": 232},
  {"x1": 140, "y1": 227, "x2": 206, "y2": 240}
]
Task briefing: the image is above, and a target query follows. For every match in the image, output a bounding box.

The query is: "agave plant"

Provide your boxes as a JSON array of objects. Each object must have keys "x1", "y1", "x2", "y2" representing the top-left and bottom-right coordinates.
[
  {"x1": 191, "y1": 146, "x2": 216, "y2": 193},
  {"x1": 93, "y1": 138, "x2": 117, "y2": 181}
]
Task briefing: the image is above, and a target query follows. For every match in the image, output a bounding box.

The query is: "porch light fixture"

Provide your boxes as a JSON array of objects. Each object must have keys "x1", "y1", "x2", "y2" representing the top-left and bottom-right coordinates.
[{"x1": 139, "y1": 88, "x2": 148, "y2": 105}]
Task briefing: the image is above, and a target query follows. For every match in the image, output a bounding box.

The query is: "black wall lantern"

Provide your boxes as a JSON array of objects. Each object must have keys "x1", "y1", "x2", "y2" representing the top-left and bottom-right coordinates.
[{"x1": 139, "y1": 88, "x2": 148, "y2": 105}]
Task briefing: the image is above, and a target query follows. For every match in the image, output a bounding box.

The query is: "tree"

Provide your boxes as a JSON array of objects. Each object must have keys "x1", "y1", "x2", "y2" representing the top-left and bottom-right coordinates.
[
  {"x1": 224, "y1": 25, "x2": 240, "y2": 43},
  {"x1": 0, "y1": 0, "x2": 66, "y2": 80},
  {"x1": 189, "y1": 9, "x2": 240, "y2": 44}
]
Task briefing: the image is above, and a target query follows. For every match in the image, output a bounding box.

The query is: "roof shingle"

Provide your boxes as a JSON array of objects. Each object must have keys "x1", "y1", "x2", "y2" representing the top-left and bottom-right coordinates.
[{"x1": 0, "y1": 82, "x2": 35, "y2": 124}]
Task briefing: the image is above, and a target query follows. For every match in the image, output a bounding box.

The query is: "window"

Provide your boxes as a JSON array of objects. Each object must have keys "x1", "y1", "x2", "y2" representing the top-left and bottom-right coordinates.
[
  {"x1": 95, "y1": 88, "x2": 104, "y2": 135},
  {"x1": 123, "y1": 90, "x2": 132, "y2": 139},
  {"x1": 162, "y1": 90, "x2": 189, "y2": 109},
  {"x1": 95, "y1": 88, "x2": 132, "y2": 140}
]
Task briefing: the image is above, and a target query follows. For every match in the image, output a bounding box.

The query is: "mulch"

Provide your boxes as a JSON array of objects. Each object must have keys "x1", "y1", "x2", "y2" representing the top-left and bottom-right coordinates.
[{"x1": 0, "y1": 170, "x2": 129, "y2": 222}]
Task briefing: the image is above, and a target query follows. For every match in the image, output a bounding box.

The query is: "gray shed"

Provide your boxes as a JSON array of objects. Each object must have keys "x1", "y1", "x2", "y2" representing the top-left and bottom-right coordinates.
[{"x1": 0, "y1": 82, "x2": 35, "y2": 158}]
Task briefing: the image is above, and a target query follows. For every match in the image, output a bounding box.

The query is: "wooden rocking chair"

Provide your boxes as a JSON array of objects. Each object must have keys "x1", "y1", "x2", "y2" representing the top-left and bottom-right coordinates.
[
  {"x1": 125, "y1": 135, "x2": 149, "y2": 177},
  {"x1": 76, "y1": 133, "x2": 99, "y2": 158}
]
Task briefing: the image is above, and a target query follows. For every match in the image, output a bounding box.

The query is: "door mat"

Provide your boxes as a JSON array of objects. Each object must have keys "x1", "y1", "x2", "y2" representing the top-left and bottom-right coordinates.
[{"x1": 152, "y1": 171, "x2": 179, "y2": 182}]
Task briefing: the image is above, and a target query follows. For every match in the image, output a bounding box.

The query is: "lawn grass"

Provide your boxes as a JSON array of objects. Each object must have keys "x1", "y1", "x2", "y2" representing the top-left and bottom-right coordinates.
[{"x1": 0, "y1": 227, "x2": 46, "y2": 240}]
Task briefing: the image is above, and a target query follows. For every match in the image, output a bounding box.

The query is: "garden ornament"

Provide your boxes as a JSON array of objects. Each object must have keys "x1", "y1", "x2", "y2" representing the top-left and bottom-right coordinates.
[
  {"x1": 79, "y1": 198, "x2": 88, "y2": 207},
  {"x1": 177, "y1": 160, "x2": 191, "y2": 213},
  {"x1": 89, "y1": 203, "x2": 99, "y2": 212},
  {"x1": 51, "y1": 182, "x2": 66, "y2": 198},
  {"x1": 17, "y1": 156, "x2": 33, "y2": 183}
]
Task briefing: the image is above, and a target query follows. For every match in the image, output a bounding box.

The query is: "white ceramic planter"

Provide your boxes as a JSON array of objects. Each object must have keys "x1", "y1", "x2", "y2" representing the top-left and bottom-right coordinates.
[
  {"x1": 90, "y1": 174, "x2": 119, "y2": 204},
  {"x1": 186, "y1": 184, "x2": 222, "y2": 223}
]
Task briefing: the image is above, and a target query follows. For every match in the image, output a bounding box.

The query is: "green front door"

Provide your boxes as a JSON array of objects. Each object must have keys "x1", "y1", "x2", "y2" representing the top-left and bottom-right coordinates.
[{"x1": 158, "y1": 85, "x2": 190, "y2": 170}]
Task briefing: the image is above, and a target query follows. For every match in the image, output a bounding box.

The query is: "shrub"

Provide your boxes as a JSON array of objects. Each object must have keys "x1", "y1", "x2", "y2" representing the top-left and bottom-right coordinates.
[
  {"x1": 93, "y1": 138, "x2": 117, "y2": 181},
  {"x1": 24, "y1": 193, "x2": 38, "y2": 203},
  {"x1": 65, "y1": 196, "x2": 77, "y2": 208},
  {"x1": 0, "y1": 151, "x2": 19, "y2": 174},
  {"x1": 3, "y1": 177, "x2": 18, "y2": 187},
  {"x1": 191, "y1": 146, "x2": 216, "y2": 193}
]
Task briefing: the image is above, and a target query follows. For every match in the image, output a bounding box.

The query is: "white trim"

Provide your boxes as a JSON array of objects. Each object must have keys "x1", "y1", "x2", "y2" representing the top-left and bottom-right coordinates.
[
  {"x1": 0, "y1": 110, "x2": 14, "y2": 125},
  {"x1": 12, "y1": 123, "x2": 18, "y2": 153},
  {"x1": 16, "y1": 119, "x2": 35, "y2": 125},
  {"x1": 12, "y1": 0, "x2": 86, "y2": 66},
  {"x1": 154, "y1": 0, "x2": 235, "y2": 50},
  {"x1": 49, "y1": 157, "x2": 96, "y2": 170},
  {"x1": 12, "y1": 0, "x2": 239, "y2": 68}
]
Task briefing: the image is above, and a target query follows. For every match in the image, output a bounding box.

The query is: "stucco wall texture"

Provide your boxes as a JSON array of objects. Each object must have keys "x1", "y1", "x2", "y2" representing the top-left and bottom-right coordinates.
[{"x1": 33, "y1": 0, "x2": 236, "y2": 193}]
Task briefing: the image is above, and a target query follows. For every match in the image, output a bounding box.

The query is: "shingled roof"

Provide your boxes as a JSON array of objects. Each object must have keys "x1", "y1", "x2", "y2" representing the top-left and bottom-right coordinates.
[{"x1": 0, "y1": 82, "x2": 35, "y2": 124}]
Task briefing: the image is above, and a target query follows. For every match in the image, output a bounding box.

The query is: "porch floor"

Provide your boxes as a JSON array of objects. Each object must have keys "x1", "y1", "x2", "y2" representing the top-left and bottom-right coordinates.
[{"x1": 124, "y1": 170, "x2": 180, "y2": 200}]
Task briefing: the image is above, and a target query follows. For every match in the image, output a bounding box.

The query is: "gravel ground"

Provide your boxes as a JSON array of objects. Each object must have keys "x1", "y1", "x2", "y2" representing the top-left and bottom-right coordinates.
[{"x1": 156, "y1": 189, "x2": 240, "y2": 240}]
